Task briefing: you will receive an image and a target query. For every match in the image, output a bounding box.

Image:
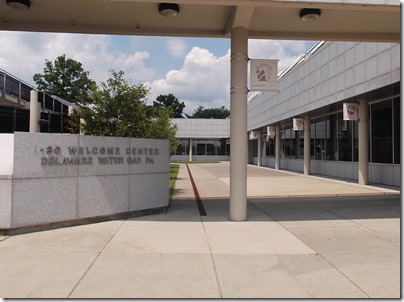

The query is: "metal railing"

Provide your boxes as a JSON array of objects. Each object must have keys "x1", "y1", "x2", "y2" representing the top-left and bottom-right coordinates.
[
  {"x1": 0, "y1": 69, "x2": 32, "y2": 102},
  {"x1": 0, "y1": 69, "x2": 73, "y2": 114},
  {"x1": 0, "y1": 69, "x2": 75, "y2": 133}
]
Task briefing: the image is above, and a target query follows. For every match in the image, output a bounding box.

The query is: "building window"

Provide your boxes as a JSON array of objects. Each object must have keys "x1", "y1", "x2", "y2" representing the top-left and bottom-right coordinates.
[
  {"x1": 310, "y1": 120, "x2": 315, "y2": 159},
  {"x1": 371, "y1": 100, "x2": 393, "y2": 163},
  {"x1": 314, "y1": 117, "x2": 326, "y2": 160},
  {"x1": 177, "y1": 138, "x2": 228, "y2": 156},
  {"x1": 174, "y1": 138, "x2": 189, "y2": 155},
  {"x1": 290, "y1": 128, "x2": 297, "y2": 158},
  {"x1": 338, "y1": 113, "x2": 353, "y2": 162},
  {"x1": 311, "y1": 113, "x2": 357, "y2": 162},
  {"x1": 266, "y1": 137, "x2": 275, "y2": 157},
  {"x1": 196, "y1": 139, "x2": 206, "y2": 155},
  {"x1": 353, "y1": 120, "x2": 359, "y2": 162},
  {"x1": 282, "y1": 125, "x2": 299, "y2": 158},
  {"x1": 280, "y1": 129, "x2": 285, "y2": 158},
  {"x1": 251, "y1": 139, "x2": 258, "y2": 157},
  {"x1": 393, "y1": 97, "x2": 400, "y2": 164},
  {"x1": 283, "y1": 127, "x2": 291, "y2": 157},
  {"x1": 297, "y1": 130, "x2": 304, "y2": 159},
  {"x1": 326, "y1": 114, "x2": 338, "y2": 161},
  {"x1": 218, "y1": 138, "x2": 228, "y2": 156},
  {"x1": 206, "y1": 141, "x2": 216, "y2": 155}
]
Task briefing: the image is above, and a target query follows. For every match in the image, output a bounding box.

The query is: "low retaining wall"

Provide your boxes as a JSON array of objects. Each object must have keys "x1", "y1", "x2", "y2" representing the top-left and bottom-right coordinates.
[
  {"x1": 251, "y1": 156, "x2": 400, "y2": 187},
  {"x1": 0, "y1": 132, "x2": 170, "y2": 233}
]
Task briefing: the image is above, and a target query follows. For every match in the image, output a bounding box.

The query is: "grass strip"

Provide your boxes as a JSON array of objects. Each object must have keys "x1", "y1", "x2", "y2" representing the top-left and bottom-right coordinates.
[{"x1": 169, "y1": 163, "x2": 180, "y2": 200}]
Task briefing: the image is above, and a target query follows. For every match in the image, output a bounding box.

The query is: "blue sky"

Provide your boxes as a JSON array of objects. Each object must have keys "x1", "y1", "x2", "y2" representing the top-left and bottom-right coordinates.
[{"x1": 0, "y1": 31, "x2": 317, "y2": 114}]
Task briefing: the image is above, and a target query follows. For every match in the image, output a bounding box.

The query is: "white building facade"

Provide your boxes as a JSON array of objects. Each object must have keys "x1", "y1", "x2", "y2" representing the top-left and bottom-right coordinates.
[
  {"x1": 171, "y1": 118, "x2": 230, "y2": 162},
  {"x1": 171, "y1": 41, "x2": 400, "y2": 187},
  {"x1": 247, "y1": 41, "x2": 400, "y2": 187}
]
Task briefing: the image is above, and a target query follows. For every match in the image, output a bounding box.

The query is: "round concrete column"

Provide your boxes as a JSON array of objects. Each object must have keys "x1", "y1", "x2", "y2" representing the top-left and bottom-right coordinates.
[
  {"x1": 358, "y1": 100, "x2": 369, "y2": 185},
  {"x1": 189, "y1": 138, "x2": 193, "y2": 162},
  {"x1": 304, "y1": 115, "x2": 311, "y2": 175},
  {"x1": 29, "y1": 90, "x2": 41, "y2": 133},
  {"x1": 229, "y1": 27, "x2": 248, "y2": 222},
  {"x1": 275, "y1": 124, "x2": 281, "y2": 170}
]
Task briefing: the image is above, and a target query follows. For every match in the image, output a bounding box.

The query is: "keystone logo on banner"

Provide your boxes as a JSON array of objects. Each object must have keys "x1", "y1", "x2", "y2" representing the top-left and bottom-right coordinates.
[
  {"x1": 250, "y1": 59, "x2": 279, "y2": 91},
  {"x1": 343, "y1": 103, "x2": 358, "y2": 121},
  {"x1": 293, "y1": 118, "x2": 304, "y2": 131}
]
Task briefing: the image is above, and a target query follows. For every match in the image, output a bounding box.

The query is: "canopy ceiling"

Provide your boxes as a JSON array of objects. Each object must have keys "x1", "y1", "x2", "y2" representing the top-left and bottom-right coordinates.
[{"x1": 0, "y1": 0, "x2": 400, "y2": 42}]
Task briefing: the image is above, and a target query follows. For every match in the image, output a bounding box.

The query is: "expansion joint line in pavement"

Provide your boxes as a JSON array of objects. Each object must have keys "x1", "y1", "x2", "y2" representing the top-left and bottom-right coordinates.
[
  {"x1": 318, "y1": 253, "x2": 370, "y2": 298},
  {"x1": 199, "y1": 217, "x2": 224, "y2": 298},
  {"x1": 251, "y1": 200, "x2": 371, "y2": 298},
  {"x1": 186, "y1": 164, "x2": 207, "y2": 216},
  {"x1": 66, "y1": 220, "x2": 126, "y2": 298}
]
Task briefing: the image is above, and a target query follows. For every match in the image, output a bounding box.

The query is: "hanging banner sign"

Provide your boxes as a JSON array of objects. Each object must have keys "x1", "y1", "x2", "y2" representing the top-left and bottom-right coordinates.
[
  {"x1": 249, "y1": 131, "x2": 258, "y2": 140},
  {"x1": 267, "y1": 126, "x2": 276, "y2": 137},
  {"x1": 343, "y1": 103, "x2": 358, "y2": 121},
  {"x1": 250, "y1": 59, "x2": 279, "y2": 91},
  {"x1": 293, "y1": 118, "x2": 304, "y2": 131}
]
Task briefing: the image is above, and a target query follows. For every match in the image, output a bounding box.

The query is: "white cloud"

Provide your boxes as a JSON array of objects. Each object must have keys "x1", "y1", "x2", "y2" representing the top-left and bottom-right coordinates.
[
  {"x1": 0, "y1": 31, "x2": 155, "y2": 87},
  {"x1": 146, "y1": 40, "x2": 315, "y2": 114},
  {"x1": 166, "y1": 39, "x2": 187, "y2": 58},
  {"x1": 0, "y1": 31, "x2": 315, "y2": 113},
  {"x1": 249, "y1": 39, "x2": 311, "y2": 73},
  {"x1": 147, "y1": 47, "x2": 231, "y2": 114}
]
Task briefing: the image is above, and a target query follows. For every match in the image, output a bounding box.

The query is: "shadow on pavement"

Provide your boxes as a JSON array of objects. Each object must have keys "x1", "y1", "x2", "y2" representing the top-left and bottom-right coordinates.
[{"x1": 132, "y1": 193, "x2": 400, "y2": 223}]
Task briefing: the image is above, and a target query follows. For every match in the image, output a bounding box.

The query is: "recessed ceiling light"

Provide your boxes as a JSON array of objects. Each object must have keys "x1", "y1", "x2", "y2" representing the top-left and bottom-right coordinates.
[
  {"x1": 299, "y1": 8, "x2": 321, "y2": 22},
  {"x1": 158, "y1": 3, "x2": 180, "y2": 17},
  {"x1": 6, "y1": 0, "x2": 31, "y2": 11}
]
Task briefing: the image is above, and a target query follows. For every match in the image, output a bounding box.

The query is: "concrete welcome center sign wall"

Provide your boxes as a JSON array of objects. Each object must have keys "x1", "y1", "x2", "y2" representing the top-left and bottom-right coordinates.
[{"x1": 0, "y1": 132, "x2": 170, "y2": 232}]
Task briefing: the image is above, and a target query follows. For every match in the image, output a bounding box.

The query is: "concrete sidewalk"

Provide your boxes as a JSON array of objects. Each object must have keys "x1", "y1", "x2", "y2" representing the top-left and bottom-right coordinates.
[{"x1": 0, "y1": 162, "x2": 400, "y2": 298}]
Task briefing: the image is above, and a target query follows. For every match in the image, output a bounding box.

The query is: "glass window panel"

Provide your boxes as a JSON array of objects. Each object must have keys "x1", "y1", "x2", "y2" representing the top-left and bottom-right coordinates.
[
  {"x1": 251, "y1": 140, "x2": 258, "y2": 157},
  {"x1": 284, "y1": 128, "x2": 292, "y2": 157},
  {"x1": 185, "y1": 139, "x2": 190, "y2": 155},
  {"x1": 175, "y1": 139, "x2": 187, "y2": 155},
  {"x1": 196, "y1": 139, "x2": 205, "y2": 155},
  {"x1": 353, "y1": 121, "x2": 359, "y2": 162},
  {"x1": 280, "y1": 129, "x2": 285, "y2": 158},
  {"x1": 290, "y1": 129, "x2": 297, "y2": 158},
  {"x1": 267, "y1": 137, "x2": 275, "y2": 157},
  {"x1": 326, "y1": 114, "x2": 338, "y2": 161},
  {"x1": 298, "y1": 131, "x2": 304, "y2": 159},
  {"x1": 218, "y1": 139, "x2": 227, "y2": 156},
  {"x1": 338, "y1": 112, "x2": 353, "y2": 161},
  {"x1": 315, "y1": 117, "x2": 326, "y2": 160},
  {"x1": 371, "y1": 101, "x2": 392, "y2": 163},
  {"x1": 310, "y1": 120, "x2": 315, "y2": 159},
  {"x1": 394, "y1": 98, "x2": 400, "y2": 164},
  {"x1": 206, "y1": 141, "x2": 216, "y2": 155}
]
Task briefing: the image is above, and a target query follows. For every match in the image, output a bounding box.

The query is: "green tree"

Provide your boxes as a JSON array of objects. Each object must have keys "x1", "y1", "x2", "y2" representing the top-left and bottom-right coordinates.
[
  {"x1": 153, "y1": 93, "x2": 185, "y2": 118},
  {"x1": 72, "y1": 70, "x2": 178, "y2": 152},
  {"x1": 145, "y1": 106, "x2": 178, "y2": 154},
  {"x1": 77, "y1": 70, "x2": 149, "y2": 137},
  {"x1": 186, "y1": 105, "x2": 230, "y2": 119},
  {"x1": 33, "y1": 54, "x2": 95, "y2": 103}
]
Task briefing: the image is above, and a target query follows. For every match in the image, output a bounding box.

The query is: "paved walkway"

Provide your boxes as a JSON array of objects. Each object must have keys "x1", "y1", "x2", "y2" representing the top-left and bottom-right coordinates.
[{"x1": 0, "y1": 162, "x2": 400, "y2": 298}]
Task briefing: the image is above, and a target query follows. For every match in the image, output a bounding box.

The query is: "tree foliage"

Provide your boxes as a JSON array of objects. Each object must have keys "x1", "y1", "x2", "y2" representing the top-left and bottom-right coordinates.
[
  {"x1": 33, "y1": 54, "x2": 95, "y2": 103},
  {"x1": 69, "y1": 70, "x2": 178, "y2": 153},
  {"x1": 186, "y1": 105, "x2": 230, "y2": 119},
  {"x1": 153, "y1": 93, "x2": 185, "y2": 118},
  {"x1": 144, "y1": 106, "x2": 178, "y2": 153}
]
